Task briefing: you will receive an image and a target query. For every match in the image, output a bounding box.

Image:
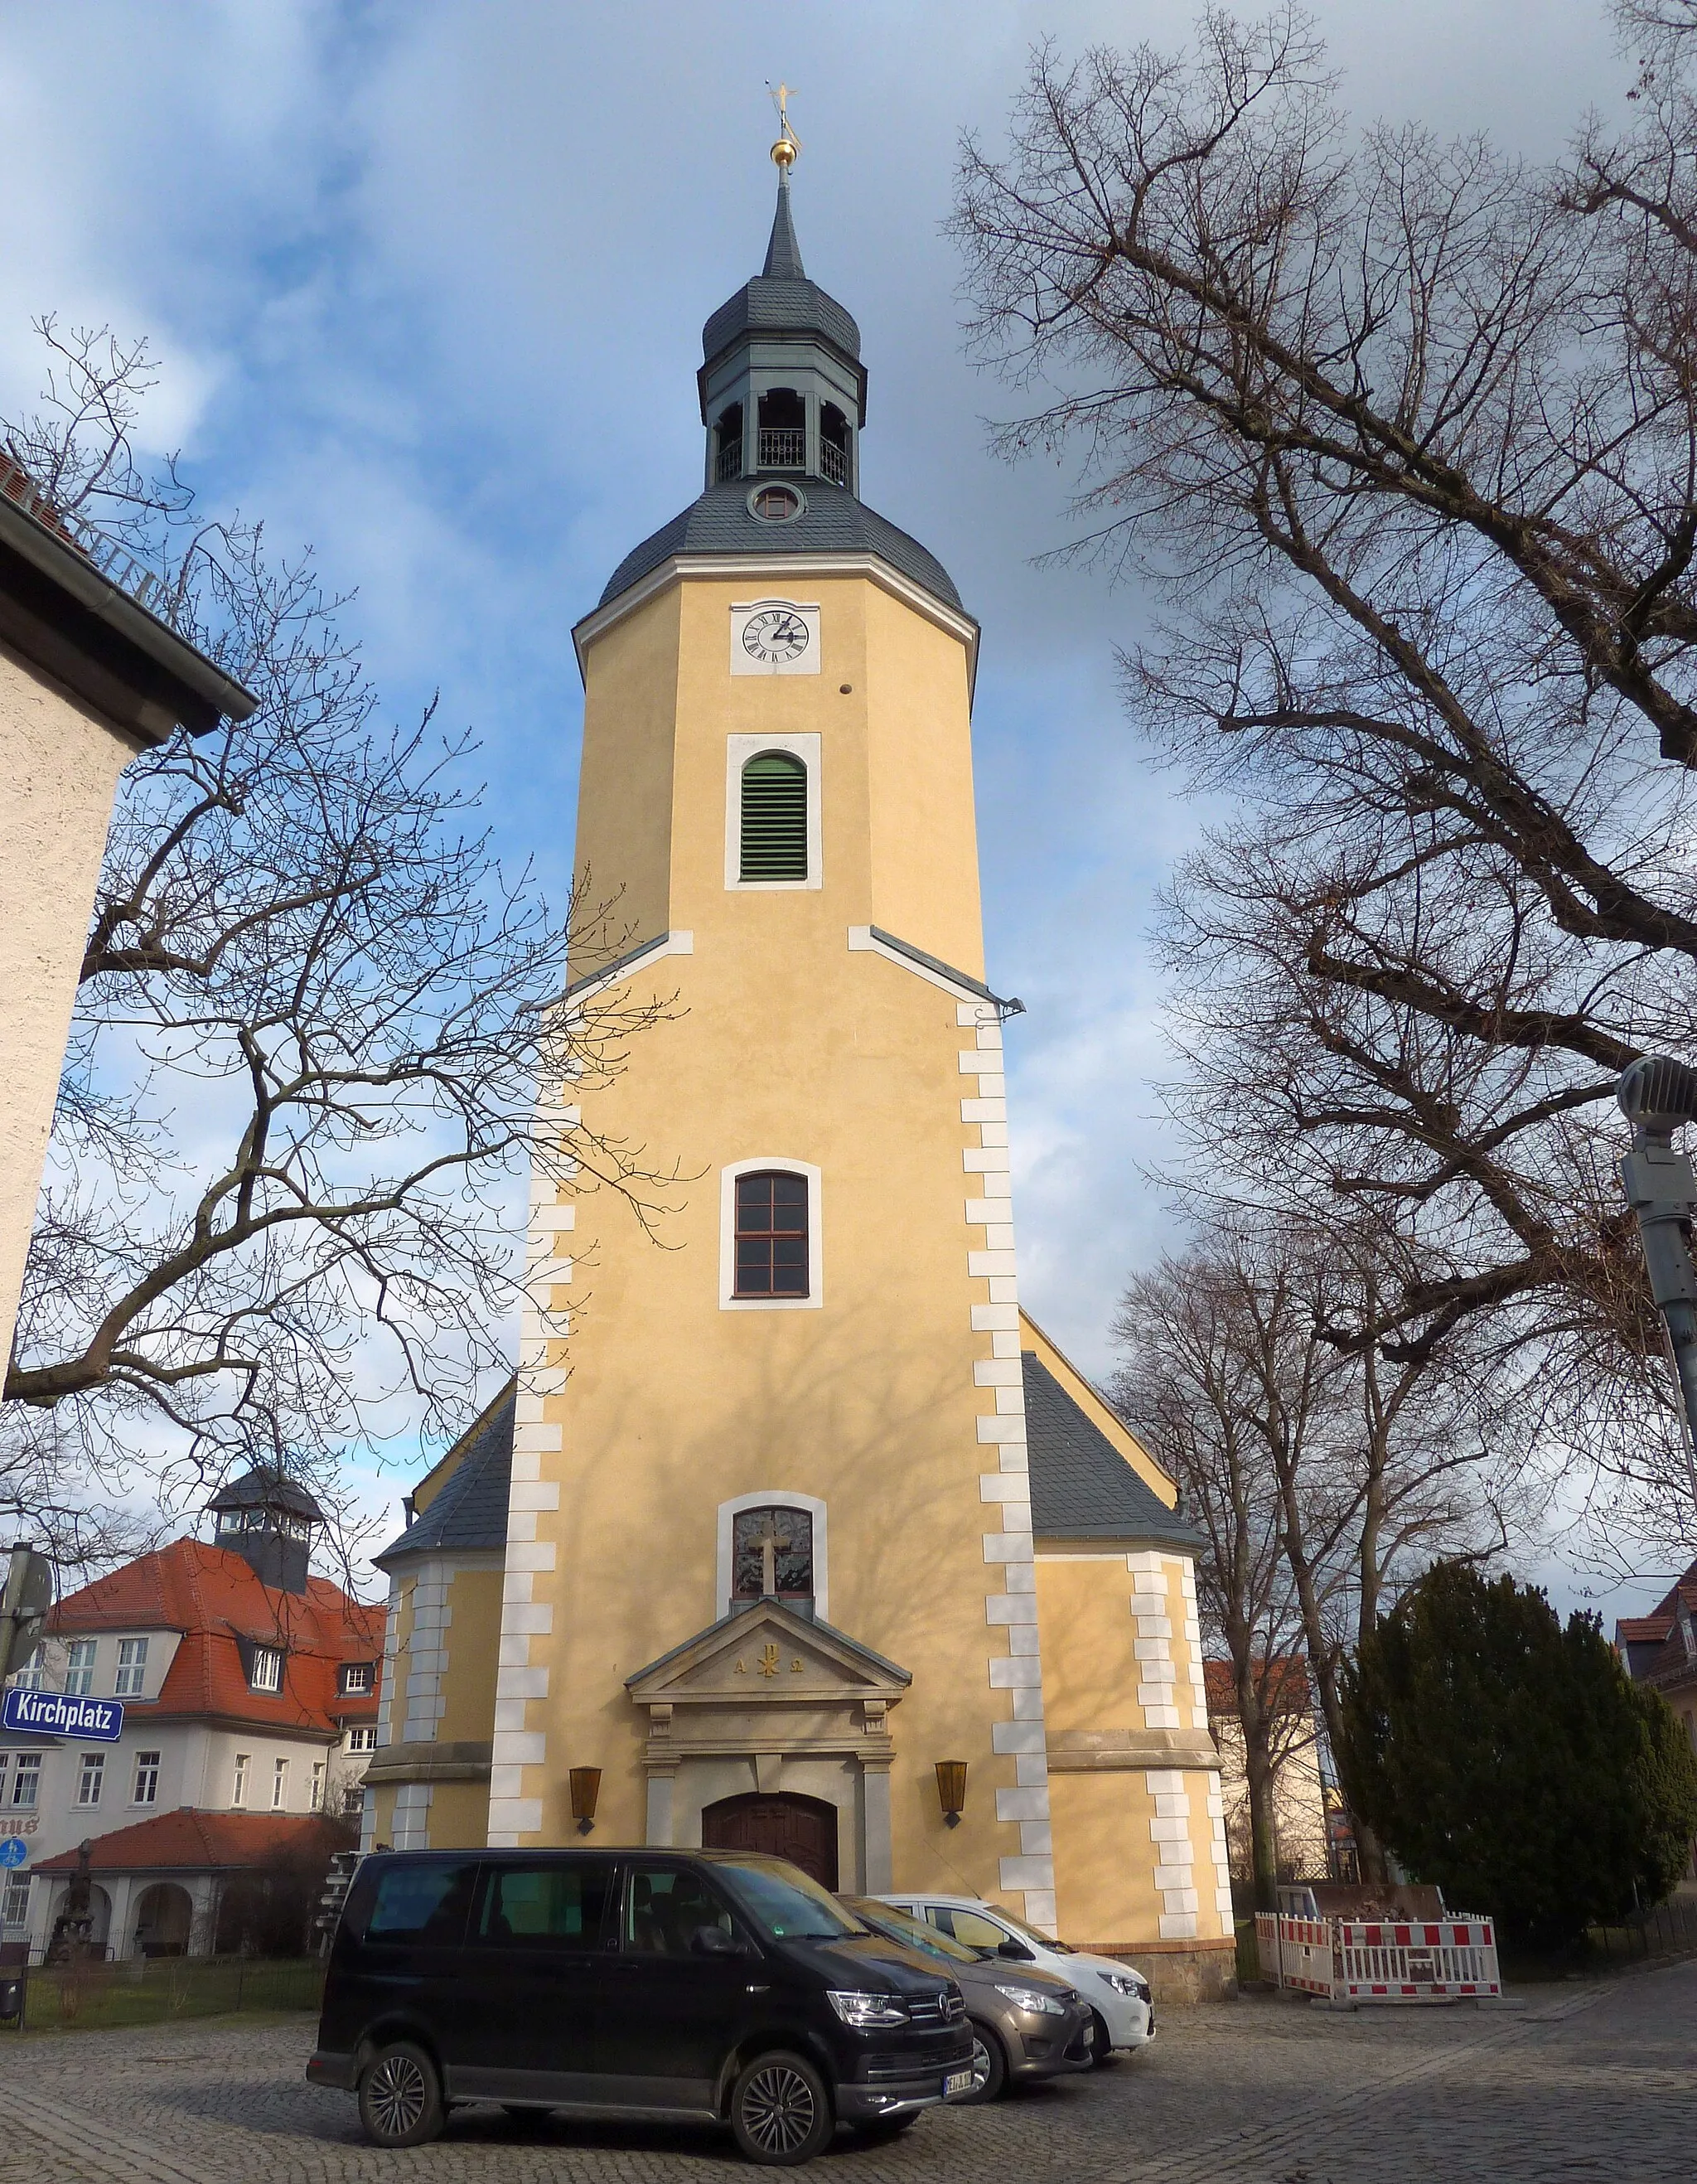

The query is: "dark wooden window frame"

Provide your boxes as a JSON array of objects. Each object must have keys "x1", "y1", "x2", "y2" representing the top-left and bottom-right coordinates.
[{"x1": 733, "y1": 1169, "x2": 809, "y2": 1297}]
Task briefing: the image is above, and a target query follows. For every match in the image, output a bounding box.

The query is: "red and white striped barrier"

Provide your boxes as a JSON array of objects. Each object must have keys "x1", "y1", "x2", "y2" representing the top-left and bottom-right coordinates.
[{"x1": 1255, "y1": 1913, "x2": 1501, "y2": 2003}]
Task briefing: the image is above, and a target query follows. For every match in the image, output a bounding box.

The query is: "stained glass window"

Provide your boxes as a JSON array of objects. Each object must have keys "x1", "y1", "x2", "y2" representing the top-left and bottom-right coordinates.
[{"x1": 732, "y1": 1505, "x2": 814, "y2": 1600}]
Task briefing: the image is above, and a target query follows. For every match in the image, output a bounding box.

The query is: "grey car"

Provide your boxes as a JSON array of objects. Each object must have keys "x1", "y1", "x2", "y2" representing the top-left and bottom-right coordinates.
[{"x1": 843, "y1": 1897, "x2": 1094, "y2": 2104}]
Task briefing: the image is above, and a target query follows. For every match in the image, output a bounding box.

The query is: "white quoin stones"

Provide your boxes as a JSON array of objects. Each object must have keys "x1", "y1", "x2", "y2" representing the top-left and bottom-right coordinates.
[{"x1": 960, "y1": 1001, "x2": 1056, "y2": 1932}]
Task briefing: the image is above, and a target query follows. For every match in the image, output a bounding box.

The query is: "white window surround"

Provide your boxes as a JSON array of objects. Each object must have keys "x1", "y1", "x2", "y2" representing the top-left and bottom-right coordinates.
[
  {"x1": 724, "y1": 732, "x2": 822, "y2": 891},
  {"x1": 716, "y1": 1491, "x2": 830, "y2": 1623},
  {"x1": 719, "y1": 1157, "x2": 823, "y2": 1311}
]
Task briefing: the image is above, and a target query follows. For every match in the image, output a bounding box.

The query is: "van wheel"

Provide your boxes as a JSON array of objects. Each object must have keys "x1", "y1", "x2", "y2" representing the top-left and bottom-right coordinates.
[
  {"x1": 960, "y1": 2023, "x2": 1008, "y2": 2103},
  {"x1": 358, "y1": 2041, "x2": 444, "y2": 2146},
  {"x1": 729, "y1": 2050, "x2": 834, "y2": 2165}
]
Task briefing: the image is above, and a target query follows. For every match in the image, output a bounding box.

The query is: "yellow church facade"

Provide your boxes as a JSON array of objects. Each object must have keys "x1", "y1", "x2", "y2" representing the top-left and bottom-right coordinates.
[{"x1": 362, "y1": 160, "x2": 1235, "y2": 1999}]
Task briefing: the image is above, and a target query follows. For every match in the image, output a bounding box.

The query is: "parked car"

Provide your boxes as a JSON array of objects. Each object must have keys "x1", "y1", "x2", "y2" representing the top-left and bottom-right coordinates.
[
  {"x1": 308, "y1": 1849, "x2": 975, "y2": 2163},
  {"x1": 877, "y1": 1891, "x2": 1154, "y2": 2063},
  {"x1": 843, "y1": 1896, "x2": 1094, "y2": 2101}
]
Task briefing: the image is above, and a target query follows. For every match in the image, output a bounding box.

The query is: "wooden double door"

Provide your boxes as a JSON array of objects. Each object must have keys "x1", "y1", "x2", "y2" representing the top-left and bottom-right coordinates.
[{"x1": 700, "y1": 1792, "x2": 840, "y2": 1887}]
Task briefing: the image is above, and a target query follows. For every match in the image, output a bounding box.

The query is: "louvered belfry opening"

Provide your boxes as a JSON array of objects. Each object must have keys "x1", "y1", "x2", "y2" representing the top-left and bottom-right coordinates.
[{"x1": 739, "y1": 751, "x2": 808, "y2": 880}]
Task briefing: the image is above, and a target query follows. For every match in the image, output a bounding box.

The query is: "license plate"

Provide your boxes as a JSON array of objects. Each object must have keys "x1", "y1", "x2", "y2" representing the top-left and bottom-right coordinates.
[{"x1": 945, "y1": 2068, "x2": 974, "y2": 2098}]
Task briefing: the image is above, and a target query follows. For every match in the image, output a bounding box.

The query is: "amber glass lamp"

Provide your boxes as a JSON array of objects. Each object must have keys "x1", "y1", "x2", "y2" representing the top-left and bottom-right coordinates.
[{"x1": 935, "y1": 1760, "x2": 968, "y2": 1828}]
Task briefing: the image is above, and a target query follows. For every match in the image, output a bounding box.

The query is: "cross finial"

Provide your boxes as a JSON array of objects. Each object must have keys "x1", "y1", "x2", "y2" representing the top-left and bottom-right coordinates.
[{"x1": 767, "y1": 81, "x2": 800, "y2": 170}]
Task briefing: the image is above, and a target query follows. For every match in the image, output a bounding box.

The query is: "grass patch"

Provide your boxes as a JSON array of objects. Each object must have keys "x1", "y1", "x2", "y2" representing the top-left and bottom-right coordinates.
[{"x1": 2, "y1": 1955, "x2": 324, "y2": 2036}]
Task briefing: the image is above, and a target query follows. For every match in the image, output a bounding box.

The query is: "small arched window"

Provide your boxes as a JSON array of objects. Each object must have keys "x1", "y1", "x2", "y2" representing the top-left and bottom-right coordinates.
[
  {"x1": 739, "y1": 752, "x2": 808, "y2": 881},
  {"x1": 732, "y1": 1505, "x2": 815, "y2": 1603},
  {"x1": 734, "y1": 1170, "x2": 808, "y2": 1296}
]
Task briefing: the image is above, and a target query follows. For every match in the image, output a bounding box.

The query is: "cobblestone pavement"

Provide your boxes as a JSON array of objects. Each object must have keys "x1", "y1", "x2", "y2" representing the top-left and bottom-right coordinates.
[{"x1": 0, "y1": 1964, "x2": 1690, "y2": 2184}]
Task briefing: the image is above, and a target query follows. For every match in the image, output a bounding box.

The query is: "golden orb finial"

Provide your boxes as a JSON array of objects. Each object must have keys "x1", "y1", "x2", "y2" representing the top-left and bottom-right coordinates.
[{"x1": 767, "y1": 80, "x2": 800, "y2": 170}]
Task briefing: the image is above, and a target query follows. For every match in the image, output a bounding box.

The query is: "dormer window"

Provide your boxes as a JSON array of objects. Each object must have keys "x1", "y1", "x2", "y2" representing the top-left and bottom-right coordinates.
[
  {"x1": 340, "y1": 1661, "x2": 374, "y2": 1696},
  {"x1": 249, "y1": 1644, "x2": 283, "y2": 1694},
  {"x1": 115, "y1": 1637, "x2": 149, "y2": 1695}
]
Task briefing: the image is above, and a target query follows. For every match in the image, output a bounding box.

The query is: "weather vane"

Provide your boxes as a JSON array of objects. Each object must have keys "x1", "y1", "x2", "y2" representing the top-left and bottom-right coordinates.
[{"x1": 766, "y1": 80, "x2": 800, "y2": 170}]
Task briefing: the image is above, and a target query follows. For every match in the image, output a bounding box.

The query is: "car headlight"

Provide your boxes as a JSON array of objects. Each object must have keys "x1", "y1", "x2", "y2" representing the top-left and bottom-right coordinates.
[
  {"x1": 994, "y1": 1984, "x2": 1067, "y2": 2016},
  {"x1": 1101, "y1": 1973, "x2": 1151, "y2": 2002},
  {"x1": 827, "y1": 1990, "x2": 911, "y2": 2027}
]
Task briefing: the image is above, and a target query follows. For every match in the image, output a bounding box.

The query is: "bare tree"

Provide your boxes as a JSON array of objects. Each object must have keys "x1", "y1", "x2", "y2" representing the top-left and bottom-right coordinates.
[
  {"x1": 951, "y1": 7, "x2": 1697, "y2": 1506},
  {"x1": 1, "y1": 322, "x2": 675, "y2": 1557},
  {"x1": 1112, "y1": 1214, "x2": 1518, "y2": 1885},
  {"x1": 1111, "y1": 1241, "x2": 1320, "y2": 1906}
]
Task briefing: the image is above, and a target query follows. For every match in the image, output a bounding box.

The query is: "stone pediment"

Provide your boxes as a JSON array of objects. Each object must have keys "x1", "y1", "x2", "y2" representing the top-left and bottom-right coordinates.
[{"x1": 626, "y1": 1600, "x2": 911, "y2": 1712}]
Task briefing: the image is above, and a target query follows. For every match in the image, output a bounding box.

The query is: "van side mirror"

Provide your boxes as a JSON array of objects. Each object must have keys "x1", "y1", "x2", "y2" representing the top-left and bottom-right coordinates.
[
  {"x1": 691, "y1": 1925, "x2": 752, "y2": 1958},
  {"x1": 996, "y1": 1938, "x2": 1035, "y2": 1961}
]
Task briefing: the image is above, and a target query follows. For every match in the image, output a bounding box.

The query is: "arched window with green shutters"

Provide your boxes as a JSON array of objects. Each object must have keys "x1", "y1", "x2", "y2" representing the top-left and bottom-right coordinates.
[{"x1": 739, "y1": 750, "x2": 809, "y2": 881}]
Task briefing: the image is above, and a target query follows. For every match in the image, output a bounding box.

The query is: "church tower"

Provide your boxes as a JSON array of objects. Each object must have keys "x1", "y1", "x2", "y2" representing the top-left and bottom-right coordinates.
[{"x1": 367, "y1": 133, "x2": 1236, "y2": 1998}]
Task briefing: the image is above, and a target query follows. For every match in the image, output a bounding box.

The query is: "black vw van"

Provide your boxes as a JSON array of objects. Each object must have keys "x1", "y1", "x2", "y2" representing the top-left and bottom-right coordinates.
[{"x1": 308, "y1": 1849, "x2": 975, "y2": 2164}]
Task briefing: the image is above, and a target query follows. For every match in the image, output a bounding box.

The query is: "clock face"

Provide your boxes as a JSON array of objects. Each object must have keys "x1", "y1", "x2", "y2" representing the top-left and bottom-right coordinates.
[{"x1": 742, "y1": 607, "x2": 811, "y2": 664}]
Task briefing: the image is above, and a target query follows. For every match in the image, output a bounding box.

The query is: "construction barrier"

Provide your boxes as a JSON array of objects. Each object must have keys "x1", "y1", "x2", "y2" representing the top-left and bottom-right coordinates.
[{"x1": 1256, "y1": 1913, "x2": 1501, "y2": 2003}]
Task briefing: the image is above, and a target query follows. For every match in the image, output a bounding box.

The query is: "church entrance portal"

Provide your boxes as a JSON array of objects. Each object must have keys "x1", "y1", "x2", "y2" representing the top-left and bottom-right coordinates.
[{"x1": 701, "y1": 1792, "x2": 839, "y2": 1887}]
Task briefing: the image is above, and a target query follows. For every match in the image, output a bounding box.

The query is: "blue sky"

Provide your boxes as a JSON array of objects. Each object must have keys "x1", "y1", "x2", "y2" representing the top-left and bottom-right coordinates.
[{"x1": 2, "y1": 0, "x2": 1672, "y2": 1615}]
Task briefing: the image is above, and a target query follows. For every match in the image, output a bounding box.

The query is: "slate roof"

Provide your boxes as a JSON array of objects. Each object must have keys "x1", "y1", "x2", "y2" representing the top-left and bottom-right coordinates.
[
  {"x1": 375, "y1": 1383, "x2": 515, "y2": 1565},
  {"x1": 36, "y1": 1808, "x2": 355, "y2": 1875},
  {"x1": 699, "y1": 172, "x2": 861, "y2": 367},
  {"x1": 42, "y1": 1542, "x2": 382, "y2": 1736},
  {"x1": 1023, "y1": 1352, "x2": 1202, "y2": 1550},
  {"x1": 597, "y1": 479, "x2": 966, "y2": 615},
  {"x1": 205, "y1": 1467, "x2": 325, "y2": 1522}
]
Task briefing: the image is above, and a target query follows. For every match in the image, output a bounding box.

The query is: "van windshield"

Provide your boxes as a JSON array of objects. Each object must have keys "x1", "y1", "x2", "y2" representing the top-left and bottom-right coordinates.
[{"x1": 718, "y1": 1858, "x2": 868, "y2": 1940}]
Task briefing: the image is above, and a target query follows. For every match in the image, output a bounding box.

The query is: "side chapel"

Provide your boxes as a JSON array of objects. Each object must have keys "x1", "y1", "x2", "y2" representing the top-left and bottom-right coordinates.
[{"x1": 364, "y1": 137, "x2": 1235, "y2": 1997}]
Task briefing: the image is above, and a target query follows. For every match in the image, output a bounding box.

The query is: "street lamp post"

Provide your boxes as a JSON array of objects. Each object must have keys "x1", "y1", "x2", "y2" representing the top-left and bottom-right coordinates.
[{"x1": 1617, "y1": 1057, "x2": 1697, "y2": 1490}]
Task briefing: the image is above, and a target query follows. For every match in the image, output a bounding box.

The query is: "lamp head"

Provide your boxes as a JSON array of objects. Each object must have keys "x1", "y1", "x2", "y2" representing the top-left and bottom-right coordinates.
[{"x1": 1617, "y1": 1056, "x2": 1697, "y2": 1139}]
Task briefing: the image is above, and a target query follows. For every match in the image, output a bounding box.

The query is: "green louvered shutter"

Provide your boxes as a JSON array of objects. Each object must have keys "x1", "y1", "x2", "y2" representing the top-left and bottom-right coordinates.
[{"x1": 739, "y1": 752, "x2": 809, "y2": 881}]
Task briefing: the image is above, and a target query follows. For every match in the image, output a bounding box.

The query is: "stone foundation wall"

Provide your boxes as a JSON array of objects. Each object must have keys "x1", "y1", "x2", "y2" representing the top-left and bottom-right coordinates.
[{"x1": 1090, "y1": 1935, "x2": 1238, "y2": 2002}]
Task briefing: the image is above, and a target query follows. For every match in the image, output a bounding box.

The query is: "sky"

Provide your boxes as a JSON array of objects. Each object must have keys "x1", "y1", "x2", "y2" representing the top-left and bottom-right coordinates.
[{"x1": 0, "y1": 0, "x2": 1673, "y2": 1615}]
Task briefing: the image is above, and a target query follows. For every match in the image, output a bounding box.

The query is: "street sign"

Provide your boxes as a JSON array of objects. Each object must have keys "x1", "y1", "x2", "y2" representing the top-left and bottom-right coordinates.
[
  {"x1": 0, "y1": 1688, "x2": 123, "y2": 1741},
  {"x1": 0, "y1": 1838, "x2": 26, "y2": 1868}
]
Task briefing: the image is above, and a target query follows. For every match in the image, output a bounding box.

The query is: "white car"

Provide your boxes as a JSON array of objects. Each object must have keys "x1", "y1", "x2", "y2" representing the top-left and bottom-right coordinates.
[{"x1": 876, "y1": 1893, "x2": 1153, "y2": 2062}]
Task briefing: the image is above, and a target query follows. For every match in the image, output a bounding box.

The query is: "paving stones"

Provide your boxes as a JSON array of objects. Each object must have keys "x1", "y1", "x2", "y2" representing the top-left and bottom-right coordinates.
[{"x1": 0, "y1": 1964, "x2": 1690, "y2": 2183}]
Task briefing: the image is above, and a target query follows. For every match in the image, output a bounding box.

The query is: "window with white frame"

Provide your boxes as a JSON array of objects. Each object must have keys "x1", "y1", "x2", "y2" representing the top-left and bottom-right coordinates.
[
  {"x1": 272, "y1": 1757, "x2": 289, "y2": 1810},
  {"x1": 11, "y1": 1644, "x2": 44, "y2": 1691},
  {"x1": 2, "y1": 1872, "x2": 28, "y2": 1928},
  {"x1": 114, "y1": 1638, "x2": 149, "y2": 1696},
  {"x1": 346, "y1": 1726, "x2": 378, "y2": 1753},
  {"x1": 724, "y1": 731, "x2": 821, "y2": 891},
  {"x1": 339, "y1": 1661, "x2": 373, "y2": 1696},
  {"x1": 65, "y1": 1639, "x2": 96, "y2": 1696},
  {"x1": 719, "y1": 1159, "x2": 823, "y2": 1311},
  {"x1": 133, "y1": 1750, "x2": 161, "y2": 1805},
  {"x1": 11, "y1": 1755, "x2": 40, "y2": 1808},
  {"x1": 231, "y1": 1752, "x2": 250, "y2": 1807},
  {"x1": 75, "y1": 1751, "x2": 104, "y2": 1806},
  {"x1": 311, "y1": 1760, "x2": 325, "y2": 1810},
  {"x1": 249, "y1": 1646, "x2": 283, "y2": 1694}
]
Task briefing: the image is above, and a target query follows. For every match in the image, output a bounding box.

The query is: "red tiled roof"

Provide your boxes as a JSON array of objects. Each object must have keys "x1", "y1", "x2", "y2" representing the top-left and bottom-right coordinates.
[
  {"x1": 1618, "y1": 1615, "x2": 1675, "y2": 1644},
  {"x1": 35, "y1": 1808, "x2": 355, "y2": 1875},
  {"x1": 47, "y1": 1538, "x2": 384, "y2": 1739},
  {"x1": 1203, "y1": 1656, "x2": 1313, "y2": 1718}
]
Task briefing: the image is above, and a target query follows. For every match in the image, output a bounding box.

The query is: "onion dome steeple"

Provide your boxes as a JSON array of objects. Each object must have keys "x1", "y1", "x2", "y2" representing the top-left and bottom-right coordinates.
[
  {"x1": 698, "y1": 134, "x2": 866, "y2": 497},
  {"x1": 591, "y1": 116, "x2": 966, "y2": 622}
]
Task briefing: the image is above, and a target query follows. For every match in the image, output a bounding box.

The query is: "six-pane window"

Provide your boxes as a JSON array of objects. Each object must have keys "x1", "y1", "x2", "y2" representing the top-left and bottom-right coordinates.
[
  {"x1": 734, "y1": 1171, "x2": 808, "y2": 1297},
  {"x1": 11, "y1": 1644, "x2": 44, "y2": 1691},
  {"x1": 115, "y1": 1637, "x2": 149, "y2": 1695},
  {"x1": 339, "y1": 1661, "x2": 372, "y2": 1694},
  {"x1": 11, "y1": 1755, "x2": 39, "y2": 1808},
  {"x1": 346, "y1": 1726, "x2": 378, "y2": 1752},
  {"x1": 64, "y1": 1639, "x2": 96, "y2": 1696},
  {"x1": 133, "y1": 1750, "x2": 161, "y2": 1805},
  {"x1": 312, "y1": 1760, "x2": 326, "y2": 1810},
  {"x1": 2, "y1": 1873, "x2": 28, "y2": 1928},
  {"x1": 75, "y1": 1752, "x2": 104, "y2": 1806},
  {"x1": 232, "y1": 1752, "x2": 250, "y2": 1807},
  {"x1": 249, "y1": 1645, "x2": 283, "y2": 1694},
  {"x1": 272, "y1": 1756, "x2": 289, "y2": 1809},
  {"x1": 739, "y1": 752, "x2": 808, "y2": 881}
]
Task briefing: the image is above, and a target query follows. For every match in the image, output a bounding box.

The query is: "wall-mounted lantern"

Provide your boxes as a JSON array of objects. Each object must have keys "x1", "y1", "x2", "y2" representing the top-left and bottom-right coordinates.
[
  {"x1": 935, "y1": 1760, "x2": 967, "y2": 1828},
  {"x1": 568, "y1": 1767, "x2": 602, "y2": 1834}
]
